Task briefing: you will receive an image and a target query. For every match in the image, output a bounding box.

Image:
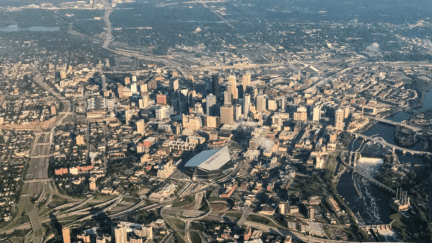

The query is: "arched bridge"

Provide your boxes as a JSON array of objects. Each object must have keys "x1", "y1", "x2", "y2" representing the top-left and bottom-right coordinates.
[
  {"x1": 352, "y1": 133, "x2": 431, "y2": 156},
  {"x1": 364, "y1": 115, "x2": 422, "y2": 132}
]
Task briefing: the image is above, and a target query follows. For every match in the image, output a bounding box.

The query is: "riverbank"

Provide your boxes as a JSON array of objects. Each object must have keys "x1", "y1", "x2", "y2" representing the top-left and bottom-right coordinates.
[{"x1": 405, "y1": 77, "x2": 432, "y2": 110}]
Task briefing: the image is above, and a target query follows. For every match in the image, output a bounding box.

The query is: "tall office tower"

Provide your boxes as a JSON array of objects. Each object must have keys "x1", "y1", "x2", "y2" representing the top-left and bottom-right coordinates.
[
  {"x1": 131, "y1": 83, "x2": 138, "y2": 94},
  {"x1": 220, "y1": 105, "x2": 234, "y2": 124},
  {"x1": 267, "y1": 99, "x2": 277, "y2": 111},
  {"x1": 188, "y1": 75, "x2": 195, "y2": 83},
  {"x1": 60, "y1": 70, "x2": 67, "y2": 79},
  {"x1": 256, "y1": 94, "x2": 267, "y2": 113},
  {"x1": 212, "y1": 74, "x2": 220, "y2": 98},
  {"x1": 206, "y1": 93, "x2": 217, "y2": 116},
  {"x1": 62, "y1": 227, "x2": 71, "y2": 243},
  {"x1": 294, "y1": 106, "x2": 308, "y2": 121},
  {"x1": 235, "y1": 104, "x2": 242, "y2": 121},
  {"x1": 344, "y1": 106, "x2": 350, "y2": 119},
  {"x1": 204, "y1": 116, "x2": 219, "y2": 128},
  {"x1": 335, "y1": 108, "x2": 345, "y2": 130},
  {"x1": 251, "y1": 86, "x2": 258, "y2": 99},
  {"x1": 313, "y1": 106, "x2": 321, "y2": 122},
  {"x1": 169, "y1": 79, "x2": 179, "y2": 92},
  {"x1": 155, "y1": 107, "x2": 165, "y2": 120},
  {"x1": 132, "y1": 75, "x2": 137, "y2": 83},
  {"x1": 194, "y1": 103, "x2": 204, "y2": 115},
  {"x1": 139, "y1": 93, "x2": 149, "y2": 108},
  {"x1": 125, "y1": 110, "x2": 132, "y2": 126},
  {"x1": 272, "y1": 114, "x2": 283, "y2": 126},
  {"x1": 243, "y1": 94, "x2": 251, "y2": 118},
  {"x1": 232, "y1": 85, "x2": 239, "y2": 101},
  {"x1": 182, "y1": 115, "x2": 202, "y2": 131},
  {"x1": 124, "y1": 77, "x2": 131, "y2": 85},
  {"x1": 51, "y1": 105, "x2": 57, "y2": 115},
  {"x1": 147, "y1": 79, "x2": 157, "y2": 90},
  {"x1": 229, "y1": 75, "x2": 238, "y2": 100},
  {"x1": 142, "y1": 225, "x2": 153, "y2": 239},
  {"x1": 224, "y1": 84, "x2": 232, "y2": 106},
  {"x1": 114, "y1": 224, "x2": 128, "y2": 243},
  {"x1": 308, "y1": 207, "x2": 315, "y2": 220},
  {"x1": 242, "y1": 73, "x2": 251, "y2": 91},
  {"x1": 137, "y1": 119, "x2": 145, "y2": 135},
  {"x1": 118, "y1": 84, "x2": 124, "y2": 99},
  {"x1": 278, "y1": 97, "x2": 286, "y2": 111},
  {"x1": 278, "y1": 202, "x2": 289, "y2": 215},
  {"x1": 140, "y1": 83, "x2": 148, "y2": 93},
  {"x1": 101, "y1": 75, "x2": 106, "y2": 91}
]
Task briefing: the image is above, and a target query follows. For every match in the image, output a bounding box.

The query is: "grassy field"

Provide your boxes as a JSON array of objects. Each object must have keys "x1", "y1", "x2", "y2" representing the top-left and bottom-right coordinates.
[
  {"x1": 247, "y1": 215, "x2": 279, "y2": 228},
  {"x1": 224, "y1": 211, "x2": 243, "y2": 218},
  {"x1": 190, "y1": 231, "x2": 202, "y2": 243},
  {"x1": 324, "y1": 227, "x2": 332, "y2": 239},
  {"x1": 165, "y1": 217, "x2": 185, "y2": 231},
  {"x1": 325, "y1": 156, "x2": 337, "y2": 172},
  {"x1": 390, "y1": 213, "x2": 405, "y2": 228},
  {"x1": 208, "y1": 197, "x2": 227, "y2": 202},
  {"x1": 93, "y1": 194, "x2": 118, "y2": 201},
  {"x1": 122, "y1": 197, "x2": 141, "y2": 204},
  {"x1": 210, "y1": 203, "x2": 228, "y2": 211},
  {"x1": 172, "y1": 196, "x2": 195, "y2": 208},
  {"x1": 190, "y1": 222, "x2": 205, "y2": 231},
  {"x1": 175, "y1": 232, "x2": 187, "y2": 243},
  {"x1": 37, "y1": 206, "x2": 52, "y2": 218},
  {"x1": 199, "y1": 202, "x2": 210, "y2": 211}
]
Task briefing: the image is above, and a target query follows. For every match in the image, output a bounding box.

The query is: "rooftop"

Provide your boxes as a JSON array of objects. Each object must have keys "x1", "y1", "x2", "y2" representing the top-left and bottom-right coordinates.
[{"x1": 184, "y1": 146, "x2": 231, "y2": 171}]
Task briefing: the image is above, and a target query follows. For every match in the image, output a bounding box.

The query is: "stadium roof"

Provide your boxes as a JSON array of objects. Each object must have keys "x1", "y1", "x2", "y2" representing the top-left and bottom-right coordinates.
[{"x1": 184, "y1": 146, "x2": 231, "y2": 171}]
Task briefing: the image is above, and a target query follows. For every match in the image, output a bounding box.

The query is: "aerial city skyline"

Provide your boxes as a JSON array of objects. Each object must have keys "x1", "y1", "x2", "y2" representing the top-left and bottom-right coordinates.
[{"x1": 0, "y1": 0, "x2": 432, "y2": 242}]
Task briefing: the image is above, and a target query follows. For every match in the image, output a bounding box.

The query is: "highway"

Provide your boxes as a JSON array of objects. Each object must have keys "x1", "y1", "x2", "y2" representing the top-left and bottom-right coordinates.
[
  {"x1": 109, "y1": 47, "x2": 190, "y2": 78},
  {"x1": 193, "y1": 192, "x2": 205, "y2": 210},
  {"x1": 20, "y1": 131, "x2": 55, "y2": 243},
  {"x1": 6, "y1": 69, "x2": 73, "y2": 242},
  {"x1": 243, "y1": 221, "x2": 353, "y2": 243}
]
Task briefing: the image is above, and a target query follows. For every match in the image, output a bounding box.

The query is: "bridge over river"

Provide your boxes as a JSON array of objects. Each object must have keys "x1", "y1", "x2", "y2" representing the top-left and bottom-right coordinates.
[
  {"x1": 352, "y1": 133, "x2": 431, "y2": 156},
  {"x1": 342, "y1": 160, "x2": 396, "y2": 194},
  {"x1": 363, "y1": 115, "x2": 422, "y2": 132}
]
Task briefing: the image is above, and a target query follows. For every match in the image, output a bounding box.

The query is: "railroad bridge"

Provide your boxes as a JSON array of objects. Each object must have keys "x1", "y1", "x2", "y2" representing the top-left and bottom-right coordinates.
[{"x1": 343, "y1": 161, "x2": 396, "y2": 194}]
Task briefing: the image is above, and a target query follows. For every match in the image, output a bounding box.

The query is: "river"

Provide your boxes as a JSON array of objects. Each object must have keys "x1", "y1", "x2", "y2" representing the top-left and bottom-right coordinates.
[
  {"x1": 0, "y1": 25, "x2": 60, "y2": 32},
  {"x1": 337, "y1": 111, "x2": 426, "y2": 233}
]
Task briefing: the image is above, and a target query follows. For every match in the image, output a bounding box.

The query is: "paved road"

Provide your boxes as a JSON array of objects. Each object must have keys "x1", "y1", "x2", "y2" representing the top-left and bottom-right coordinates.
[
  {"x1": 15, "y1": 70, "x2": 72, "y2": 242},
  {"x1": 244, "y1": 221, "x2": 375, "y2": 243},
  {"x1": 237, "y1": 205, "x2": 253, "y2": 227},
  {"x1": 193, "y1": 192, "x2": 204, "y2": 210}
]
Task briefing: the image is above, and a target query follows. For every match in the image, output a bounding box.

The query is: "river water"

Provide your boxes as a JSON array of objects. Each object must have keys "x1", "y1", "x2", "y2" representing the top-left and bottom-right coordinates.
[
  {"x1": 0, "y1": 25, "x2": 60, "y2": 32},
  {"x1": 337, "y1": 111, "x2": 426, "y2": 228},
  {"x1": 417, "y1": 87, "x2": 432, "y2": 111}
]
